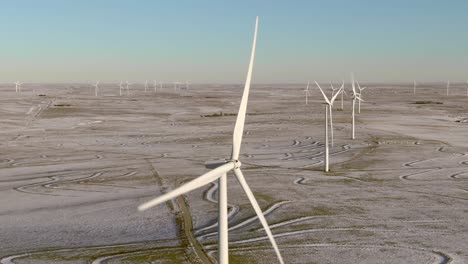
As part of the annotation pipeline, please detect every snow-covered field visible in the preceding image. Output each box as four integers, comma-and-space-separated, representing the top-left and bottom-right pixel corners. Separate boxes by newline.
0, 83, 466, 263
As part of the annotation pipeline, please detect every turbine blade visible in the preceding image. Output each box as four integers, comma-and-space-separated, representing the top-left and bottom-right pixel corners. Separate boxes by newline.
351, 73, 356, 95
330, 86, 343, 104
314, 81, 331, 105
231, 17, 259, 160
233, 168, 284, 264
138, 162, 235, 211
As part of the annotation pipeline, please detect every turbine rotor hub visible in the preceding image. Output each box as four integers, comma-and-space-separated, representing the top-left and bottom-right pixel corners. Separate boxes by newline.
232, 159, 242, 169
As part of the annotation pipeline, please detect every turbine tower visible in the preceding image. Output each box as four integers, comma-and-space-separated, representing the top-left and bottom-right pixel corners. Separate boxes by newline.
315, 81, 343, 171
303, 82, 310, 105
153, 80, 157, 92
138, 17, 284, 264
446, 80, 450, 96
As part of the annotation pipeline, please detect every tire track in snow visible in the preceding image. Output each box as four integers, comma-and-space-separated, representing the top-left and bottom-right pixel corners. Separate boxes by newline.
197, 201, 290, 240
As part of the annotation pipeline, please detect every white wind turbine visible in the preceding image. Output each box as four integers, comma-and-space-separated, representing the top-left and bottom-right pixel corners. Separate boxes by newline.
138, 17, 284, 264
14, 81, 23, 93
330, 82, 338, 97
446, 80, 450, 96
315, 81, 343, 172
351, 74, 364, 139
303, 82, 311, 105
119, 81, 124, 96
92, 81, 100, 97
356, 81, 366, 114
153, 80, 158, 92
126, 81, 131, 96
339, 81, 347, 111
331, 81, 346, 110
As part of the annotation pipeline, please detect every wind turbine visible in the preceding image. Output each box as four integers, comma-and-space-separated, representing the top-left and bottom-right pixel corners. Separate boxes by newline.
331, 81, 347, 110
328, 82, 344, 146
14, 81, 22, 93
315, 81, 343, 172
119, 81, 123, 96
92, 81, 99, 97
351, 73, 364, 140
153, 80, 158, 92
446, 80, 450, 96
126, 81, 131, 96
339, 81, 347, 110
356, 81, 366, 114
138, 17, 284, 264
303, 82, 310, 105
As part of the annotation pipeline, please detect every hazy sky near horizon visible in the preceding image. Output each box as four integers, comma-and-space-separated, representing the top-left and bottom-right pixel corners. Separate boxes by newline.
1, 1, 467, 83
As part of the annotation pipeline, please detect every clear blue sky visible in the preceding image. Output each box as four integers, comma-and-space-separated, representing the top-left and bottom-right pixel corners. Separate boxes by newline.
1, 0, 467, 83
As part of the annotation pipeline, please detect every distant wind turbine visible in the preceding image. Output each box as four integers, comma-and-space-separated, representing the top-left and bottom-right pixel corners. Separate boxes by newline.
137, 17, 284, 264
339, 81, 347, 110
356, 81, 366, 114
316, 81, 343, 172
119, 81, 123, 96
126, 81, 131, 96
446, 81, 450, 96
331, 81, 347, 110
303, 82, 311, 105
351, 73, 364, 140
153, 80, 158, 92
92, 81, 99, 97
14, 81, 22, 93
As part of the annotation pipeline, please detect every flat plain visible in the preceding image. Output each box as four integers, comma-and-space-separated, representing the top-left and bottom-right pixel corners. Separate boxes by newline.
0, 83, 467, 263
